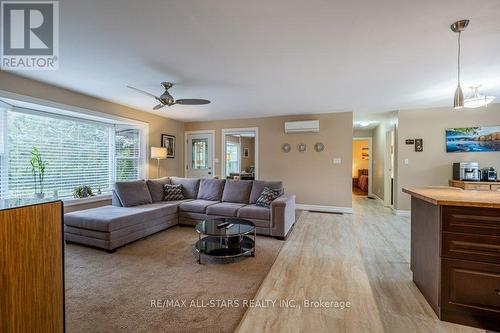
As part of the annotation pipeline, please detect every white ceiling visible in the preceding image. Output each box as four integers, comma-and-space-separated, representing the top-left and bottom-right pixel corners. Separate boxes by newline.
13, 0, 500, 122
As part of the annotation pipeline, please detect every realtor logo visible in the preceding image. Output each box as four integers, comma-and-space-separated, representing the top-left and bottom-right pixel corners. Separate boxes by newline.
1, 1, 59, 70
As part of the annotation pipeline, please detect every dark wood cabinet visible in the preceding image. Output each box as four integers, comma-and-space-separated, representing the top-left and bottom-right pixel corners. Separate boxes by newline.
0, 200, 65, 333
409, 197, 500, 331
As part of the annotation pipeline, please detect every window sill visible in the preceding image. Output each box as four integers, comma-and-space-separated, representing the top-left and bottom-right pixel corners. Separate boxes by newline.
62, 194, 112, 207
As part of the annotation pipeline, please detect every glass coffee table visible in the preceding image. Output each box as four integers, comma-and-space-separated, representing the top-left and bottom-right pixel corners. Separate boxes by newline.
195, 218, 256, 264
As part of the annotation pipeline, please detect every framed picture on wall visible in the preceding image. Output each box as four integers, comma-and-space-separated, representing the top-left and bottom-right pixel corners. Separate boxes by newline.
161, 134, 176, 158
243, 147, 249, 158
445, 126, 500, 152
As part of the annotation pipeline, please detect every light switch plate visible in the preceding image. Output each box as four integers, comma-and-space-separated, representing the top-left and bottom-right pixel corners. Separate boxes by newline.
404, 158, 409, 165
333, 158, 342, 164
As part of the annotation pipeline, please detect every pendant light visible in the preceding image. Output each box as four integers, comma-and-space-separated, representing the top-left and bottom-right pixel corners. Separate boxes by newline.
450, 20, 469, 109
464, 85, 495, 108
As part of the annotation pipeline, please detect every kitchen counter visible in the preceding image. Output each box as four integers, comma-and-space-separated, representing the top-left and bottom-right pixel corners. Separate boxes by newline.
403, 187, 500, 331
402, 186, 500, 208
448, 179, 500, 192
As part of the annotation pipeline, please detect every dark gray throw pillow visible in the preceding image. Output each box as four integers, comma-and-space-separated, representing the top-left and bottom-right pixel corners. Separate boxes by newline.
163, 184, 184, 201
114, 180, 153, 207
146, 177, 171, 202
255, 187, 282, 208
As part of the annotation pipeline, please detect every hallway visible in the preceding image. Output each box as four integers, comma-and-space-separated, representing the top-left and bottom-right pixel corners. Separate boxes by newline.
236, 196, 483, 332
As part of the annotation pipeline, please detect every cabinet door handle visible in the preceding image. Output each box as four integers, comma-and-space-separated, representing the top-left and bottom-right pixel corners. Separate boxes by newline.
495, 289, 500, 295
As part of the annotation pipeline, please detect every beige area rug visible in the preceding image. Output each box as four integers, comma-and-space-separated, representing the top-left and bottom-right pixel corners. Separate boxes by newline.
65, 226, 284, 333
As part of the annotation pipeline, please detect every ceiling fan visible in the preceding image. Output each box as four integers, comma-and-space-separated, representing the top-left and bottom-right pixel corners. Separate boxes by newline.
126, 82, 210, 110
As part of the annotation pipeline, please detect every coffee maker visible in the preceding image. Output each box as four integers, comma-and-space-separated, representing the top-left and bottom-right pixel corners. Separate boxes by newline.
453, 162, 481, 181
481, 167, 497, 181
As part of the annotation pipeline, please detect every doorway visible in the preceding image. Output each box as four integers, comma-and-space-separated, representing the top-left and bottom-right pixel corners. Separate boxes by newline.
185, 131, 215, 178
352, 137, 372, 196
221, 128, 259, 180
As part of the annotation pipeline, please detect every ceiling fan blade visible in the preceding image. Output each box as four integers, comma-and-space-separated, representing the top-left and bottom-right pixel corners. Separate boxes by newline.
126, 86, 160, 100
153, 103, 166, 110
175, 99, 211, 105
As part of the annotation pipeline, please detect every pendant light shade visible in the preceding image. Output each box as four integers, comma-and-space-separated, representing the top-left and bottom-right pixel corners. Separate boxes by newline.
453, 84, 464, 109
450, 20, 469, 109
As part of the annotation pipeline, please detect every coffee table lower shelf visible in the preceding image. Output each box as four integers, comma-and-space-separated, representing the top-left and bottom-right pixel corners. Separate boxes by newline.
195, 235, 255, 264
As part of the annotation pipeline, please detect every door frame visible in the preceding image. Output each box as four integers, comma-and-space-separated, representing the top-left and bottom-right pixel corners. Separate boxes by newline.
352, 137, 373, 197
184, 130, 216, 178
221, 127, 259, 179
383, 126, 395, 208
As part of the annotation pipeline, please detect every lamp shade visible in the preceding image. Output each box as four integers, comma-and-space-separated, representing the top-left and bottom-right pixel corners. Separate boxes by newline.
151, 147, 168, 159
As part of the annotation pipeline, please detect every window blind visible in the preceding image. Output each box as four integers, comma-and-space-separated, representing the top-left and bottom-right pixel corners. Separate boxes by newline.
2, 108, 145, 199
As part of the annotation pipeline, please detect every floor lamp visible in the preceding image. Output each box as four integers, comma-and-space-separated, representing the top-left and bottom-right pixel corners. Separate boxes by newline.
151, 147, 168, 178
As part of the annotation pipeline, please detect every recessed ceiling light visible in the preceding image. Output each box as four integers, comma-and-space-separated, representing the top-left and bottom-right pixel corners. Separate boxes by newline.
358, 121, 372, 127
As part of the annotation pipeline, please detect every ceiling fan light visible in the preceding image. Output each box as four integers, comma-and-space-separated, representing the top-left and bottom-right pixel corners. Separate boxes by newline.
464, 96, 495, 108
453, 85, 464, 109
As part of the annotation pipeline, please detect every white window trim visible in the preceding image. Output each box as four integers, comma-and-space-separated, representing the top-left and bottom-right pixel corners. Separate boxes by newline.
0, 90, 149, 198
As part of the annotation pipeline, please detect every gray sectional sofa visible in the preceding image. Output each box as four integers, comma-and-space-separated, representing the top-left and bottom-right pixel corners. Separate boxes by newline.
64, 177, 296, 252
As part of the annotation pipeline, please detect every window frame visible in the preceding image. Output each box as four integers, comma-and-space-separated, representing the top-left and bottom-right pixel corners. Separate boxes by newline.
0, 92, 149, 199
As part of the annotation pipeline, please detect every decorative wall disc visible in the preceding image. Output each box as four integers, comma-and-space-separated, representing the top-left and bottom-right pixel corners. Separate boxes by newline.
314, 142, 325, 152
281, 143, 291, 153
298, 143, 307, 152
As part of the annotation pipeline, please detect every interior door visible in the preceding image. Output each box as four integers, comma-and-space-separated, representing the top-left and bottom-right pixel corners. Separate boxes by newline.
186, 133, 214, 178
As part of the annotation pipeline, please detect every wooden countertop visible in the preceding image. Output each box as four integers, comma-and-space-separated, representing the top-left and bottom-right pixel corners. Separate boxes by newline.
402, 187, 500, 209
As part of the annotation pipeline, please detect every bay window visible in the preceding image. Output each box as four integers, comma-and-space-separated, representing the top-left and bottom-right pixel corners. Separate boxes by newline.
0, 101, 147, 199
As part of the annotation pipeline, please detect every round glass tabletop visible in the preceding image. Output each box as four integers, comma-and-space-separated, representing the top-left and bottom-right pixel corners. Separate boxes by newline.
195, 218, 255, 237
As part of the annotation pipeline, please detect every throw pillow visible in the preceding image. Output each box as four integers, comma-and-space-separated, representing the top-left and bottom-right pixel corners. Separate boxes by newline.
255, 187, 281, 207
163, 184, 184, 201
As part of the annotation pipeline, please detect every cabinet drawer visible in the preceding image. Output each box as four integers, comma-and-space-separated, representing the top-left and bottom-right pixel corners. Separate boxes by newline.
463, 183, 492, 191
441, 258, 500, 330
491, 184, 500, 192
443, 232, 500, 264
442, 206, 500, 236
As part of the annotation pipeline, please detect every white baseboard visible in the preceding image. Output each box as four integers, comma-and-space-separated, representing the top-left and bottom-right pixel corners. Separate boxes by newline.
393, 209, 411, 217
296, 204, 353, 214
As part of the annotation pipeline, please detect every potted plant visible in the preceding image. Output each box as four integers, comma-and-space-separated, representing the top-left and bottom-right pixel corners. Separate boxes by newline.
29, 147, 46, 199
73, 185, 95, 199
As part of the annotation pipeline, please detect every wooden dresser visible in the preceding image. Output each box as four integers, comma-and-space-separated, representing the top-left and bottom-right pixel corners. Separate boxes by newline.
0, 200, 65, 333
403, 188, 500, 331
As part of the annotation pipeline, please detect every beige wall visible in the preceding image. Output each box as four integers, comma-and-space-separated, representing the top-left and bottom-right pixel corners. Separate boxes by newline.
372, 123, 387, 200
186, 112, 353, 208
353, 129, 373, 138
396, 104, 500, 211
352, 140, 369, 178
0, 72, 185, 179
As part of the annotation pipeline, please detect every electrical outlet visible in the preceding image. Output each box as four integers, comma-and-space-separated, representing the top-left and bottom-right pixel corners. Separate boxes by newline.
404, 158, 409, 165
333, 158, 342, 164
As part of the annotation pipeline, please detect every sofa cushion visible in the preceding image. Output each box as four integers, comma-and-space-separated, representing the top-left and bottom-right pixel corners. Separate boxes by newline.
206, 202, 246, 217
221, 180, 253, 204
256, 187, 282, 208
238, 204, 270, 221
197, 179, 225, 201
249, 180, 283, 204
170, 177, 200, 199
179, 199, 219, 214
146, 177, 171, 202
114, 180, 153, 207
163, 184, 184, 201
64, 202, 185, 232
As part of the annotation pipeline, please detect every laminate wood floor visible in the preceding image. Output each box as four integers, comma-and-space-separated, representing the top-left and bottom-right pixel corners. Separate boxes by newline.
236, 196, 485, 333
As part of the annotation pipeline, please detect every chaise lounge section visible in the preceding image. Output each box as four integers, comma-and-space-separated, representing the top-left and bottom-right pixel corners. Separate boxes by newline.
64, 177, 296, 252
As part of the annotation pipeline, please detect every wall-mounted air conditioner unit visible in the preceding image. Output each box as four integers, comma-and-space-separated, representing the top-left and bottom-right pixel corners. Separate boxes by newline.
284, 120, 320, 133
